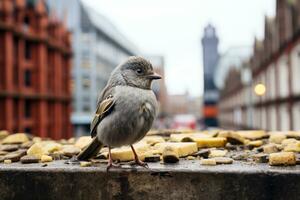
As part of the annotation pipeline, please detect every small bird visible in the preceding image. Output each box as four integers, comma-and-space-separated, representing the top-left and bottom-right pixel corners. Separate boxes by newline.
77, 56, 161, 170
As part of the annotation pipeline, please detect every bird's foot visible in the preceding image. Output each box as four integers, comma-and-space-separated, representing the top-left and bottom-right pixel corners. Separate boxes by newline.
130, 145, 149, 169
134, 159, 149, 169
106, 162, 121, 172
65, 156, 80, 165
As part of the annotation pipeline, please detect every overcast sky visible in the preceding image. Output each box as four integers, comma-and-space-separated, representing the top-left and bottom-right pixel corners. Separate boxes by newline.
83, 0, 275, 97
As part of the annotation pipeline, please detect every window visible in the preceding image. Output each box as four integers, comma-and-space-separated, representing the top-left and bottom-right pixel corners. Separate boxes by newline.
24, 127, 31, 134
82, 104, 90, 112
70, 79, 75, 93
24, 100, 31, 118
82, 49, 90, 59
83, 96, 90, 102
81, 61, 91, 68
25, 41, 32, 60
24, 70, 31, 87
82, 76, 90, 89
23, 16, 30, 32
13, 38, 19, 87
13, 99, 18, 121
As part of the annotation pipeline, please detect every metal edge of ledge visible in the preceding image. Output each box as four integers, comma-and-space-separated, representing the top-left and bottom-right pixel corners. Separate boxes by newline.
1, 160, 300, 174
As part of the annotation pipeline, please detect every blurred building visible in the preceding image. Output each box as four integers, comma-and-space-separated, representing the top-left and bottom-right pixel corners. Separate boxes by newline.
168, 93, 189, 115
214, 46, 252, 90
201, 24, 219, 127
214, 47, 252, 128
219, 0, 300, 131
146, 55, 168, 117
168, 91, 202, 117
46, 0, 139, 135
0, 0, 72, 139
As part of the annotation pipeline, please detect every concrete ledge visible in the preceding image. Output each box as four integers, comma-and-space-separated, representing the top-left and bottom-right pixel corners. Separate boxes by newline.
1, 160, 300, 200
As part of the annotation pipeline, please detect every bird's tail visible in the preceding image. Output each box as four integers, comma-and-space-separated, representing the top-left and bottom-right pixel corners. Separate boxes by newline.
77, 137, 103, 161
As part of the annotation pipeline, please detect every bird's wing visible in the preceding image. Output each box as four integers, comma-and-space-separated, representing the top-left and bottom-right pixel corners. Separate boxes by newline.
90, 94, 115, 137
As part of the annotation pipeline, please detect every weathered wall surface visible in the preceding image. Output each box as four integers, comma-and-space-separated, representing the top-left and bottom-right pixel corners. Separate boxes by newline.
0, 161, 300, 200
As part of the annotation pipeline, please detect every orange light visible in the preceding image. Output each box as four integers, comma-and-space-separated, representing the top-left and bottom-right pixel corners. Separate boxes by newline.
203, 106, 218, 117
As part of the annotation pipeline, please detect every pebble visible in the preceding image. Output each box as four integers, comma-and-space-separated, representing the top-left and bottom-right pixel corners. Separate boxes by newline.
80, 161, 92, 167
252, 153, 269, 163
225, 143, 238, 151
0, 130, 9, 140
263, 144, 279, 154
282, 138, 298, 146
2, 133, 29, 144
0, 150, 8, 156
20, 141, 34, 149
68, 138, 76, 144
144, 155, 160, 162
20, 155, 40, 164
209, 150, 227, 158
255, 146, 264, 153
62, 145, 81, 157
231, 152, 249, 161
186, 156, 196, 160
269, 152, 296, 166
269, 134, 286, 144
200, 158, 216, 165
75, 136, 92, 149
286, 131, 300, 140
247, 140, 263, 149
283, 142, 300, 152
49, 153, 62, 160
4, 149, 27, 162
218, 131, 245, 145
162, 146, 179, 163
4, 159, 12, 164
27, 143, 48, 158
41, 155, 53, 163
214, 157, 233, 164
0, 144, 19, 152
193, 149, 210, 158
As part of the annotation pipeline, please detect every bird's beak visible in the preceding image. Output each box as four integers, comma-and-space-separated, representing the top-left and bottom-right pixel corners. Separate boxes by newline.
147, 72, 162, 80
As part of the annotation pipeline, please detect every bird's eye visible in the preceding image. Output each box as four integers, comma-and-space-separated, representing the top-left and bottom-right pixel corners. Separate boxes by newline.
136, 68, 143, 74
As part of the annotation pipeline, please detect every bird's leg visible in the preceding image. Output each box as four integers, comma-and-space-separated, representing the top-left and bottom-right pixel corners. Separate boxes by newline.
130, 145, 148, 168
106, 146, 120, 171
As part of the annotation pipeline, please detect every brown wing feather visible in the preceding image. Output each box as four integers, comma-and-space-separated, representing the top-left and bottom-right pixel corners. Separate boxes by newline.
90, 95, 114, 137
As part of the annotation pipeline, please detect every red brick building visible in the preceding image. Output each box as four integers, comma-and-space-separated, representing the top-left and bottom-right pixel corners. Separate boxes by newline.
0, 0, 72, 139
219, 0, 300, 131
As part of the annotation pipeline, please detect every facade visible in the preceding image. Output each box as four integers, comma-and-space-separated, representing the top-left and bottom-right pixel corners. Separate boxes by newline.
0, 0, 72, 139
219, 0, 300, 131
201, 24, 219, 127
214, 46, 252, 90
167, 92, 202, 117
46, 0, 139, 135
214, 47, 252, 127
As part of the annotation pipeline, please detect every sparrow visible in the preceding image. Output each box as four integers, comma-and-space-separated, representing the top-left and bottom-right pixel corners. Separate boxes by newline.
77, 56, 161, 170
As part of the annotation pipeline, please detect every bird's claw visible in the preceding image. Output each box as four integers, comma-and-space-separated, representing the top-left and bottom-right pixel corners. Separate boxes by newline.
65, 156, 80, 164
106, 162, 121, 172
135, 160, 149, 169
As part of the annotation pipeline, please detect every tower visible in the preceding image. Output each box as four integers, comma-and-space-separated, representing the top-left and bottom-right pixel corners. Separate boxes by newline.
201, 24, 219, 127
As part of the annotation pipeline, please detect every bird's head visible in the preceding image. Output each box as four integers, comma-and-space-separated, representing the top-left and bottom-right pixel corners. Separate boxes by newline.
118, 56, 161, 89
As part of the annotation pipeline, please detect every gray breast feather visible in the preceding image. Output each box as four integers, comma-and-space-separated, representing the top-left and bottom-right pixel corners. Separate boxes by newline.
97, 86, 158, 147
140, 102, 155, 120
